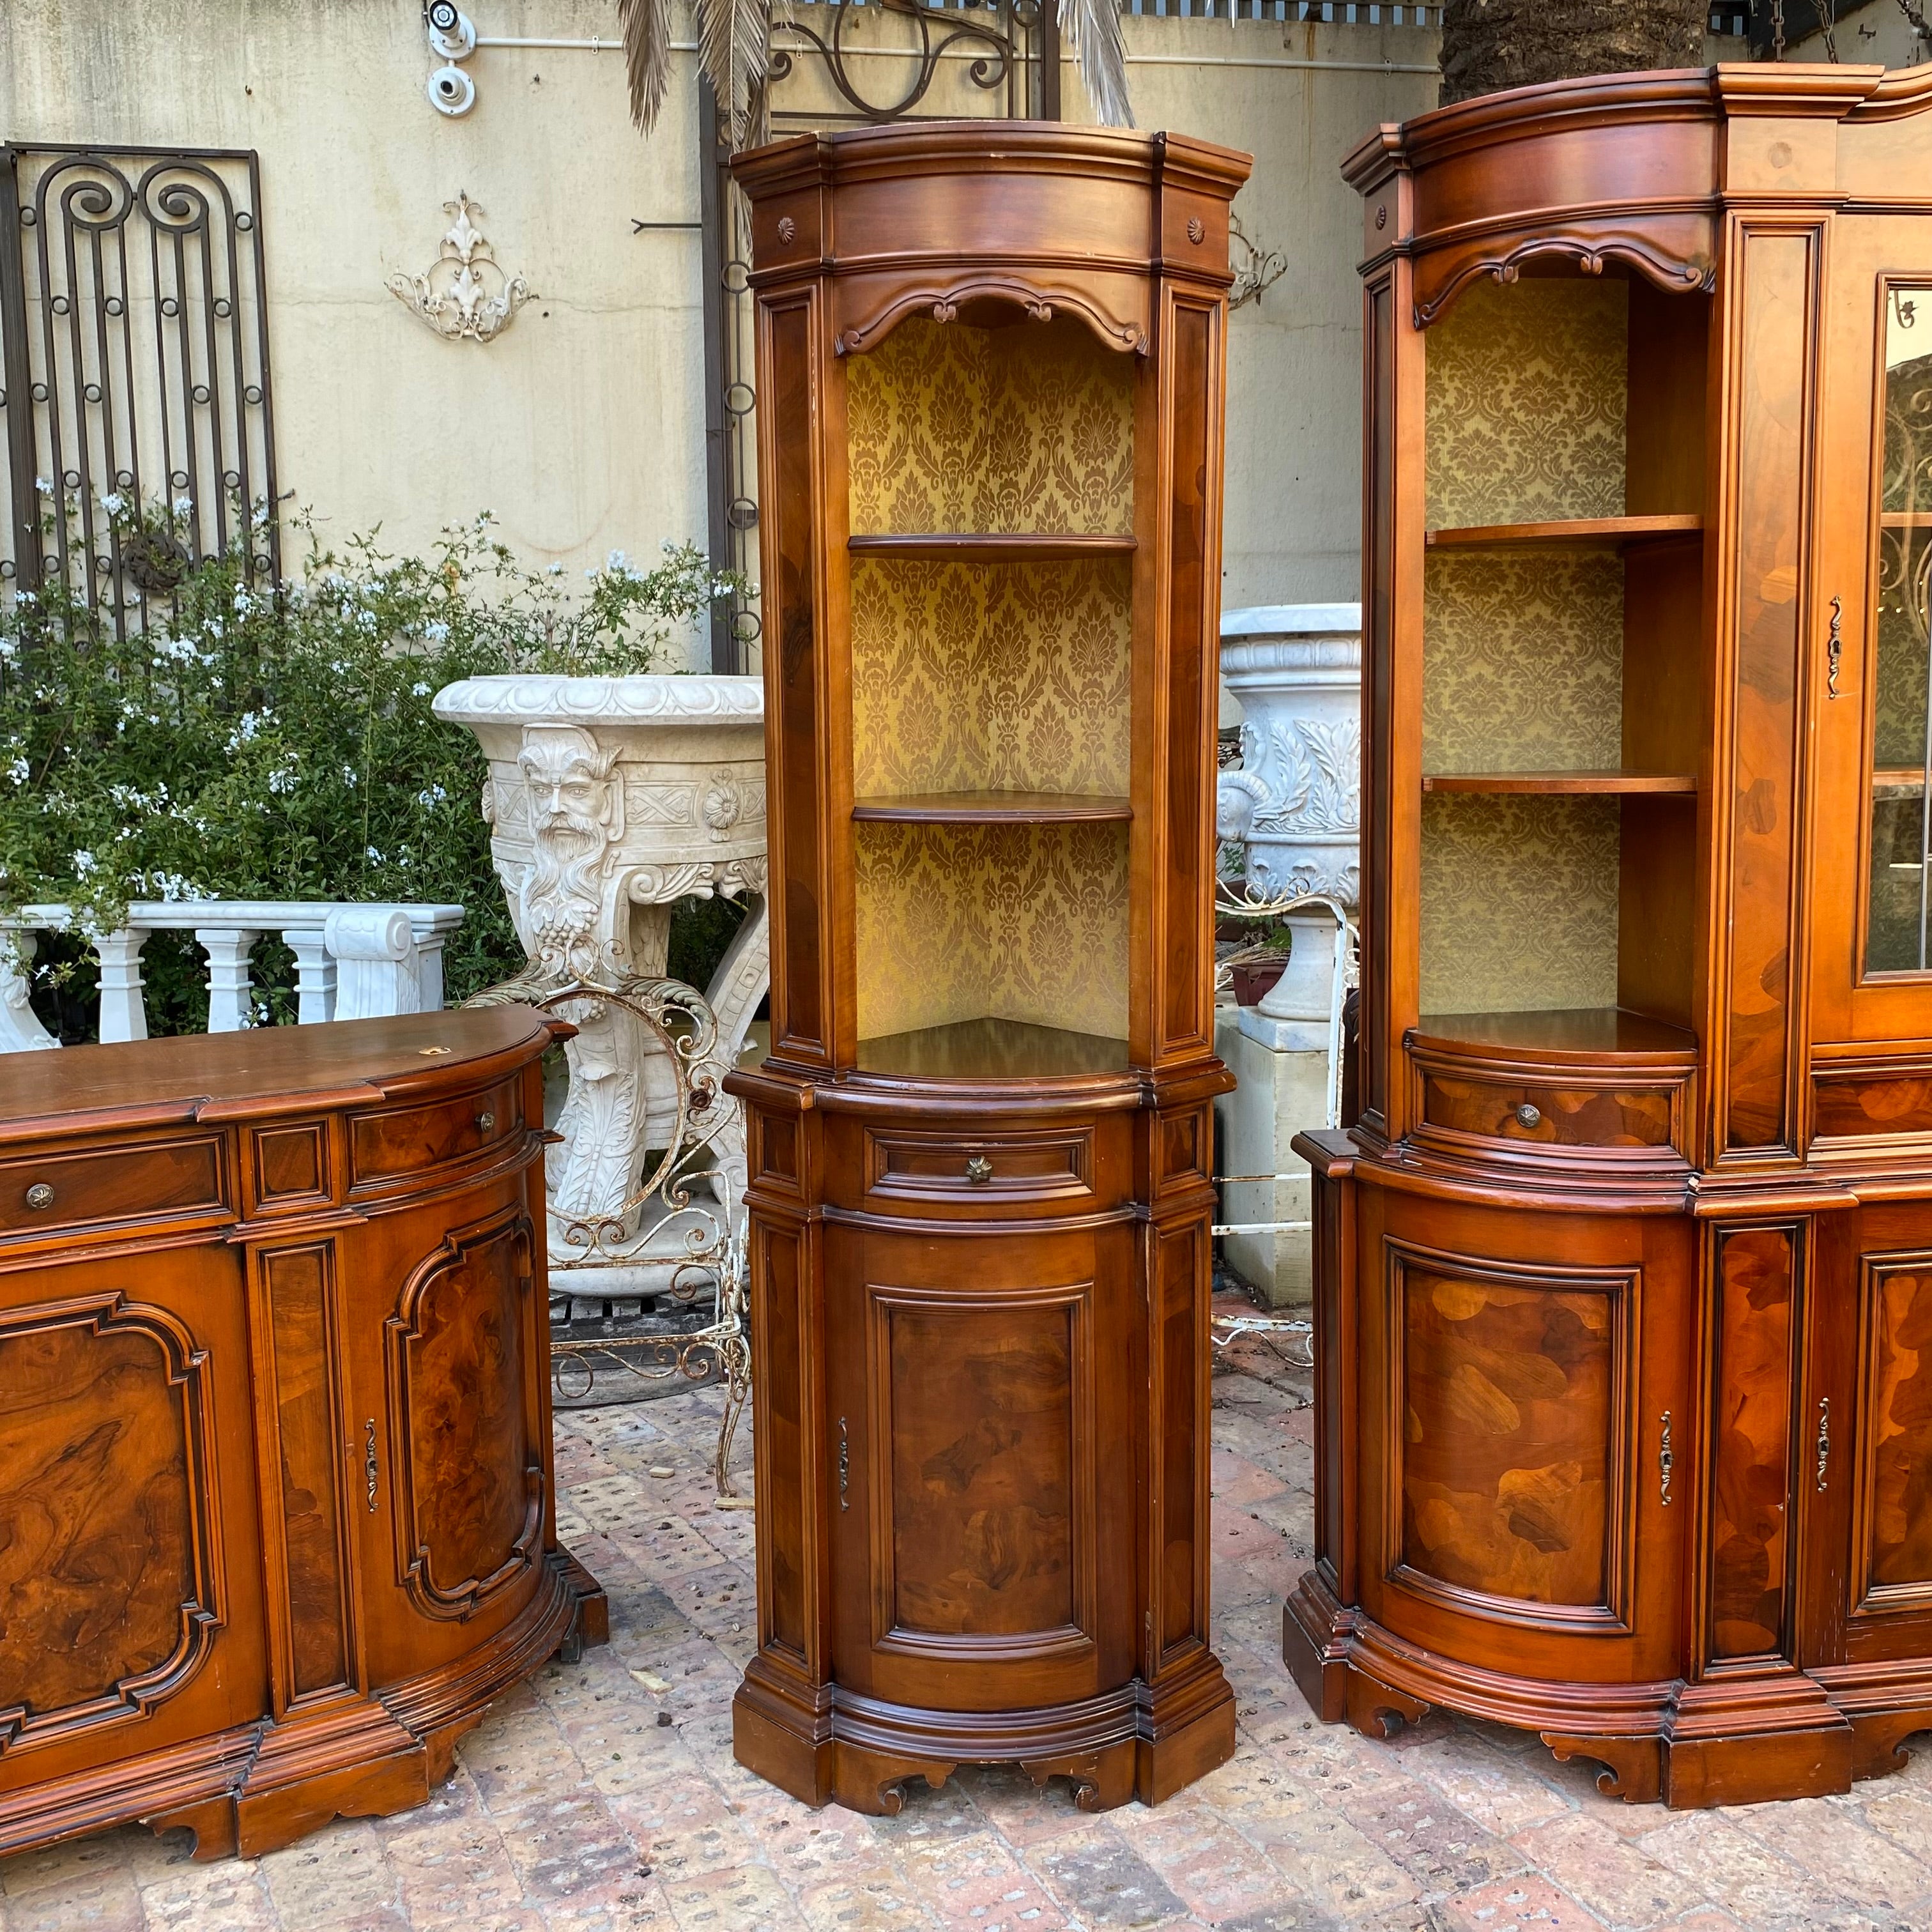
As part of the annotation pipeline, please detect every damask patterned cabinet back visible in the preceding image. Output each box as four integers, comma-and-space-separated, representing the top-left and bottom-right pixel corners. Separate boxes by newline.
0, 1010, 605, 1861
725, 123, 1251, 1814
1291, 63, 1932, 1811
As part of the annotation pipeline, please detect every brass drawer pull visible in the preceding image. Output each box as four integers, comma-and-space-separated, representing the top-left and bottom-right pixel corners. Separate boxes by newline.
24, 1181, 54, 1211
1514, 1103, 1542, 1130
965, 1154, 994, 1184
476, 1110, 496, 1133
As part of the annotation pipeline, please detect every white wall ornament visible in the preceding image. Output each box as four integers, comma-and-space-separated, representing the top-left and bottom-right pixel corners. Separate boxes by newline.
387, 192, 531, 342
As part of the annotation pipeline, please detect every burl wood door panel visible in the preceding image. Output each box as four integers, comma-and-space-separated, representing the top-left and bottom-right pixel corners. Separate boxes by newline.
1358, 1189, 1689, 1683
827, 1220, 1137, 1710
0, 1241, 267, 1791
1820, 1202, 1932, 1666
349, 1188, 548, 1690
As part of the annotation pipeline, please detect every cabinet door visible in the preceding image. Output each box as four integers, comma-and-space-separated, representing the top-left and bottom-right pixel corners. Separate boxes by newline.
0, 1240, 268, 1803
1810, 217, 1932, 1052
344, 1180, 551, 1692
825, 1220, 1137, 1712
1802, 1199, 1932, 1671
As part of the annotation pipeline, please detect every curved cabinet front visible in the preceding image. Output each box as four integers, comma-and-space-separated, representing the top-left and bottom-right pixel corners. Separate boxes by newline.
0, 1009, 604, 1864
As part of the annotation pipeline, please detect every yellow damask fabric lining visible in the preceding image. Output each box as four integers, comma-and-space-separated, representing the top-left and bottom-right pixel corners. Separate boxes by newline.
854, 821, 1130, 1041
852, 556, 1131, 798
847, 316, 1135, 536
1423, 548, 1624, 774
1425, 279, 1627, 530
1420, 795, 1620, 1015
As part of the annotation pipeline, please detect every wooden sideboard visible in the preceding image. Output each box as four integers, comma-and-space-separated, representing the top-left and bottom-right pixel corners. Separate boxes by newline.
1294, 62, 1932, 1808
0, 1008, 604, 1860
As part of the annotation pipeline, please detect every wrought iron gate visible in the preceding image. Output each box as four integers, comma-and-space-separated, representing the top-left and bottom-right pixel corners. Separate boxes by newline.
0, 145, 278, 629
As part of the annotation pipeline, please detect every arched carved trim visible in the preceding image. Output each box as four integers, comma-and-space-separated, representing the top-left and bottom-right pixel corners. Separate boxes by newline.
836, 280, 1147, 358
0, 1292, 222, 1756
1415, 236, 1711, 328
385, 1209, 544, 1623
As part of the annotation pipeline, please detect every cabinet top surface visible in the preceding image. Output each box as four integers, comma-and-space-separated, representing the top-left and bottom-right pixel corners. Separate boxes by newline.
0, 1006, 553, 1138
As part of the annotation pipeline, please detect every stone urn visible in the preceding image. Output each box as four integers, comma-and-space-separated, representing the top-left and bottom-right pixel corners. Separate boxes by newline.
433, 675, 768, 1295
1217, 604, 1362, 1052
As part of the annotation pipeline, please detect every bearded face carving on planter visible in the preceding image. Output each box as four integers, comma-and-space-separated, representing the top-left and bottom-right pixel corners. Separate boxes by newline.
516, 725, 627, 985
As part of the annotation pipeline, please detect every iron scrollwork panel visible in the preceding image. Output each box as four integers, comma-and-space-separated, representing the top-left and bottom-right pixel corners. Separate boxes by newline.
0, 144, 278, 630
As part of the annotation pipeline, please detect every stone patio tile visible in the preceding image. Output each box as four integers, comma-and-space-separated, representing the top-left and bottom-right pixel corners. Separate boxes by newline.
945, 1767, 1103, 1849
1213, 1453, 1291, 1506
795, 1864, 937, 1931
1630, 1813, 1845, 1924
1128, 1801, 1306, 1923
1440, 1874, 1603, 1932
256, 1822, 401, 1924
1339, 1781, 1527, 1896
606, 1775, 748, 1882
1207, 1901, 1345, 1931
864, 1779, 988, 1847
730, 1797, 887, 1890
661, 1861, 795, 1931
893, 1827, 1069, 1931
1398, 1731, 1570, 1841
656, 1563, 756, 1647
1241, 1801, 1423, 1922
1027, 1828, 1190, 1928
1724, 1794, 1932, 1913
1510, 1813, 1698, 1930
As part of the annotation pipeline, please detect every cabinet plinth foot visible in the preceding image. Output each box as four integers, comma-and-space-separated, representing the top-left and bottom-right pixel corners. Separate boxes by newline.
732, 1674, 834, 1807
1021, 1741, 1137, 1812
551, 1542, 610, 1662
1847, 1708, 1932, 1782
146, 1795, 240, 1863
833, 1745, 956, 1816
1542, 1734, 1663, 1803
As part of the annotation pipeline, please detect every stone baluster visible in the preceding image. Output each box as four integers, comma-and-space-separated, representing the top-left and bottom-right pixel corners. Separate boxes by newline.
0, 930, 59, 1052
95, 928, 152, 1042
282, 925, 338, 1024
197, 926, 260, 1032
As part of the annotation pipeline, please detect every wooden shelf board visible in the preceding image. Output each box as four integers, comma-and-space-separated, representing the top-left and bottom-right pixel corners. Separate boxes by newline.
854, 790, 1131, 824
1422, 770, 1698, 795
1881, 511, 1932, 530
854, 1017, 1130, 1080
1424, 514, 1703, 551
848, 533, 1136, 562
1876, 767, 1932, 791
1411, 1006, 1699, 1069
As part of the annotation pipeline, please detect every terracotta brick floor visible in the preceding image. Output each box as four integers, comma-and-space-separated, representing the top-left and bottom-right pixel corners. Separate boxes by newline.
10, 1300, 1932, 1932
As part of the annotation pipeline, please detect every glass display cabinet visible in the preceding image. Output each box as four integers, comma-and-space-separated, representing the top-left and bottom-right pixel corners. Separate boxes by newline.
1293, 62, 1932, 1808
726, 123, 1251, 1814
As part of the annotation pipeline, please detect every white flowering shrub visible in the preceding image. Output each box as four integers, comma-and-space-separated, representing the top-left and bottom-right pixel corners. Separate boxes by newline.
1, 510, 740, 1034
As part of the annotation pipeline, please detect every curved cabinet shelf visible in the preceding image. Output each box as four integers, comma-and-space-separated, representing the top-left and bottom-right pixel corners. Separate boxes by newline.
848, 533, 1137, 561
854, 791, 1131, 824
1423, 514, 1702, 549
1421, 770, 1697, 795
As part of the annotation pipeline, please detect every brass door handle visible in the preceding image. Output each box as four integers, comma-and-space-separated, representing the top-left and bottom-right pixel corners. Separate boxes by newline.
1816, 1395, 1831, 1491
1659, 1411, 1674, 1506
1827, 594, 1844, 698
365, 1419, 379, 1512
965, 1154, 993, 1184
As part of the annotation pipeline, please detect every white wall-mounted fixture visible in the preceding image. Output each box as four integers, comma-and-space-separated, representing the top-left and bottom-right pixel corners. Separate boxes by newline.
424, 1, 478, 114
386, 192, 532, 343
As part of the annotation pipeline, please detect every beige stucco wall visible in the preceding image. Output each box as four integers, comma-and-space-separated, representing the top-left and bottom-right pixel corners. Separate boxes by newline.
2, 0, 715, 662
1, 0, 1445, 663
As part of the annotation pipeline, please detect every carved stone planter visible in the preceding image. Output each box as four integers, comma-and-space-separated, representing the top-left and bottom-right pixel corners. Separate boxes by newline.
433, 675, 768, 1298
1218, 604, 1362, 1051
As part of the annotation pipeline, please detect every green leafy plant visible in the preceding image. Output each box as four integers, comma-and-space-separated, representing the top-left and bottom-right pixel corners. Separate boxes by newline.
0, 509, 745, 1036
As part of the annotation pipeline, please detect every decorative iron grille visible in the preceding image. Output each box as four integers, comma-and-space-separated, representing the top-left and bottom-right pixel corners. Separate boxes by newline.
0, 145, 278, 630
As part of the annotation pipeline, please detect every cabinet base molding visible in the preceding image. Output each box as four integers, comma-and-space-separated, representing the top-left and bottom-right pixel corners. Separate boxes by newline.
0, 1546, 605, 1862
1284, 1571, 1932, 1807
732, 1657, 1236, 1816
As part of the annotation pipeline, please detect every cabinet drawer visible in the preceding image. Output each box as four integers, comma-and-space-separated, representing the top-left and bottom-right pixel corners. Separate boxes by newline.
349, 1080, 522, 1186
0, 1133, 225, 1238
1419, 1072, 1678, 1151
862, 1124, 1094, 1210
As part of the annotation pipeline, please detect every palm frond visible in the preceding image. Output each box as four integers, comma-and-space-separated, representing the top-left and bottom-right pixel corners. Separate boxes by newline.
700, 0, 776, 150
618, 0, 673, 132
1058, 0, 1135, 128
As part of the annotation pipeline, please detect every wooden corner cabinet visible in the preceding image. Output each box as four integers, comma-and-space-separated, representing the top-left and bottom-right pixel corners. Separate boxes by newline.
0, 1009, 604, 1860
725, 122, 1250, 1814
1291, 61, 1932, 1809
